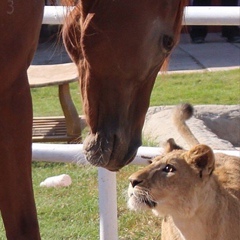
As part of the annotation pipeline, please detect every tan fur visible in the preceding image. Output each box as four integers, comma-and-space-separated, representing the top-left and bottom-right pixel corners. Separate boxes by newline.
128, 103, 240, 240
173, 103, 199, 147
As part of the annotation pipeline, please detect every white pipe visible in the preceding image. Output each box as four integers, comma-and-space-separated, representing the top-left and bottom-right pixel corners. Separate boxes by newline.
42, 6, 73, 25
32, 143, 88, 164
214, 149, 240, 156
32, 144, 162, 165
32, 143, 240, 164
184, 7, 240, 26
98, 168, 118, 240
42, 6, 240, 26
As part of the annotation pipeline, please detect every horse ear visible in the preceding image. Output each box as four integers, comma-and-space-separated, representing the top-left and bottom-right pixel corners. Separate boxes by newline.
164, 138, 183, 153
185, 145, 215, 178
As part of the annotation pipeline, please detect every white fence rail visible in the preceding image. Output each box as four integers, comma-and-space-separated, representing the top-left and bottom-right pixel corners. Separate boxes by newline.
37, 6, 240, 240
42, 6, 240, 25
32, 143, 239, 164
183, 6, 240, 25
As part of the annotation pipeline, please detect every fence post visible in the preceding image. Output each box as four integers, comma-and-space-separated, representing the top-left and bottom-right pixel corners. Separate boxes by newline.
98, 168, 118, 240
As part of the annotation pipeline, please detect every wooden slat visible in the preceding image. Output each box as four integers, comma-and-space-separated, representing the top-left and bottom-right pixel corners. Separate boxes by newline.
32, 116, 81, 143
28, 63, 84, 143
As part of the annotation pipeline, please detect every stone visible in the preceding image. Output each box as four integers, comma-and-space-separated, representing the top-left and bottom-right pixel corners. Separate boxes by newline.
143, 105, 240, 150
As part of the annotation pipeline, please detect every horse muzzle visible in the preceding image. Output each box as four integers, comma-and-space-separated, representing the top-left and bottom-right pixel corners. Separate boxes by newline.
83, 131, 140, 171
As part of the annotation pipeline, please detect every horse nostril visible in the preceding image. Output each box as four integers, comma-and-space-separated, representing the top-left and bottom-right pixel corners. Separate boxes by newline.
129, 179, 143, 188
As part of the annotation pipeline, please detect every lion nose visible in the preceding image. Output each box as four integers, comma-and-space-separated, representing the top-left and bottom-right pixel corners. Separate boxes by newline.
129, 178, 143, 188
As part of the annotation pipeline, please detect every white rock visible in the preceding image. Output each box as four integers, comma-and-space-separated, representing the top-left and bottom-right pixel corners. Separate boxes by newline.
40, 174, 72, 188
143, 105, 239, 150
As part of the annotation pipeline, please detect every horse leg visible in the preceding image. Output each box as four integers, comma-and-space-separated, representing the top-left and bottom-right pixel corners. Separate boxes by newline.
0, 0, 43, 238
0, 73, 40, 239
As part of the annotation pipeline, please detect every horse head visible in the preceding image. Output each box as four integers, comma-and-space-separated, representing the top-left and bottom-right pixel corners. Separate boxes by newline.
63, 0, 187, 171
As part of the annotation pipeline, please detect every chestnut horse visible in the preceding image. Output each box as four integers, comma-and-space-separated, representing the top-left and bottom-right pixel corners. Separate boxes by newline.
63, 0, 187, 171
0, 0, 186, 238
0, 0, 44, 239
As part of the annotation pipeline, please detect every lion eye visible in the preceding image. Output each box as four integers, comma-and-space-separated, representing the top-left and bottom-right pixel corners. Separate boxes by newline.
162, 164, 176, 173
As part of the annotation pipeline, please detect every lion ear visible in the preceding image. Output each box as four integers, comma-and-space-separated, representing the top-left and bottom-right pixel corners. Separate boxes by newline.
185, 144, 215, 178
164, 138, 183, 153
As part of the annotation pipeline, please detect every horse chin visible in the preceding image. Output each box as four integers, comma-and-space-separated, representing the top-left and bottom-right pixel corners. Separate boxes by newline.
83, 133, 138, 171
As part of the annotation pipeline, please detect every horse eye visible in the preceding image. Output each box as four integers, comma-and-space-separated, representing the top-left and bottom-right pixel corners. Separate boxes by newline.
162, 35, 174, 52
162, 164, 176, 173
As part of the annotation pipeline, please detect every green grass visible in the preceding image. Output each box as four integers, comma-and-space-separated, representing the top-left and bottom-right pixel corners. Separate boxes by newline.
151, 69, 240, 105
0, 163, 161, 240
0, 70, 238, 239
32, 163, 162, 240
31, 82, 82, 117
31, 69, 240, 117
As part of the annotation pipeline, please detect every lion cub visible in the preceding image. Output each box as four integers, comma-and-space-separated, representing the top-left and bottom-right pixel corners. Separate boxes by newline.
128, 103, 240, 240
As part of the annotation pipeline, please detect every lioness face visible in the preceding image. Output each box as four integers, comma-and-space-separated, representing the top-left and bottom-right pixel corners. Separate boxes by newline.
128, 145, 215, 217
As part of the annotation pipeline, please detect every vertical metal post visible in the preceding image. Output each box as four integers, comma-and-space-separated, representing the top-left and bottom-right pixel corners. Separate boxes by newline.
98, 168, 118, 240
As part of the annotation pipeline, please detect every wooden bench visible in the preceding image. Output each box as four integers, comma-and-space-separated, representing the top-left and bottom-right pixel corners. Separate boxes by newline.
28, 63, 86, 143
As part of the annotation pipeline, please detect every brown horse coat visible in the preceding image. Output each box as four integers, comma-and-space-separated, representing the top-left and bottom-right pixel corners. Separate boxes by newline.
0, 1, 44, 239
63, 0, 187, 171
